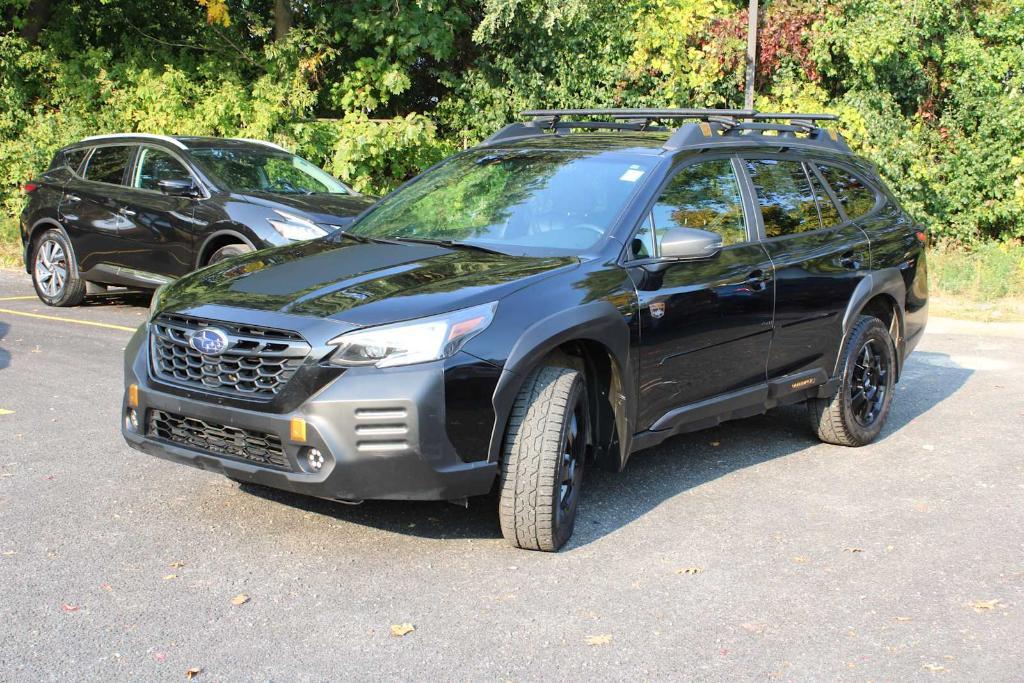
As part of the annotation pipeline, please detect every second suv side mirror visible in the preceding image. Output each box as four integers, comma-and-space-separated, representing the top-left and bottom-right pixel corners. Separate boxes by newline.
659, 227, 723, 260
158, 179, 199, 198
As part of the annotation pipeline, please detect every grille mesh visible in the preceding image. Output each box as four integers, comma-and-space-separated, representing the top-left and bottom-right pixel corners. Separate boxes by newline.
150, 314, 309, 399
148, 409, 290, 469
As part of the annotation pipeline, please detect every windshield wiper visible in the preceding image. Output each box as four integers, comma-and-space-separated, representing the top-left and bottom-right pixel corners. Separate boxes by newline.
335, 230, 402, 246
390, 237, 506, 255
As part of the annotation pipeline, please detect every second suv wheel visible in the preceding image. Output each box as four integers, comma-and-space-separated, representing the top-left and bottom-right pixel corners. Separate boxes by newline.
809, 315, 896, 446
31, 229, 86, 307
498, 364, 588, 552
208, 243, 254, 265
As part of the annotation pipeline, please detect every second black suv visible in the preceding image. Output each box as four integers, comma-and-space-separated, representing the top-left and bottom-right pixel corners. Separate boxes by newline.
20, 134, 375, 306
121, 109, 928, 551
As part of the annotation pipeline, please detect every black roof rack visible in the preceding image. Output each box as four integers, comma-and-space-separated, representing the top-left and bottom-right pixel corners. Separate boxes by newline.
481, 108, 849, 154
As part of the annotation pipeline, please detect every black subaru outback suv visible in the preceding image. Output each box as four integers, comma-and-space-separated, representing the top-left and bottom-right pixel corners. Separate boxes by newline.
20, 134, 374, 306
121, 109, 928, 551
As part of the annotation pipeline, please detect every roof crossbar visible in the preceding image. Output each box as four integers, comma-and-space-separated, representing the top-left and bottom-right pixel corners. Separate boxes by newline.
520, 108, 838, 124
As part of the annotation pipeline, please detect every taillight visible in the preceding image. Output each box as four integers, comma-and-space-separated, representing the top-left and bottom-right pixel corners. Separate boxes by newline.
22, 182, 39, 193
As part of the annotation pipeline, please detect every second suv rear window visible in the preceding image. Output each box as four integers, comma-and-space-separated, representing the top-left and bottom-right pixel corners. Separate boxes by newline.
817, 164, 877, 220
84, 145, 133, 185
745, 159, 820, 237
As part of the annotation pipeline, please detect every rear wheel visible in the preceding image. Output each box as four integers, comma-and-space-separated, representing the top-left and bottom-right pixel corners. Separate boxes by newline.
31, 229, 85, 307
207, 243, 253, 265
498, 365, 588, 552
808, 315, 896, 446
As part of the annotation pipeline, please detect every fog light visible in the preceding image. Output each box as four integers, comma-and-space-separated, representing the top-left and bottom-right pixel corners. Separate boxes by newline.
125, 408, 139, 432
306, 448, 324, 472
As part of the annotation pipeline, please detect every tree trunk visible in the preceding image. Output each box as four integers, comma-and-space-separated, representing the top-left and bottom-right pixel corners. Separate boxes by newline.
274, 0, 292, 42
21, 0, 56, 44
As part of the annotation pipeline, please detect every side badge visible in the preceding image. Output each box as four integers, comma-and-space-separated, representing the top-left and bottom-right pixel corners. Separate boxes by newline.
649, 302, 666, 319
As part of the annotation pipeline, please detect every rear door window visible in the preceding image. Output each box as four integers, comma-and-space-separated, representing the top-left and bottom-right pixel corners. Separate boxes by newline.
816, 164, 877, 220
132, 147, 193, 191
744, 159, 820, 237
54, 148, 90, 174
83, 145, 134, 185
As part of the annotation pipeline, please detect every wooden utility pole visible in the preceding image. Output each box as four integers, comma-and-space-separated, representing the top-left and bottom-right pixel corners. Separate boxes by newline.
744, 0, 759, 111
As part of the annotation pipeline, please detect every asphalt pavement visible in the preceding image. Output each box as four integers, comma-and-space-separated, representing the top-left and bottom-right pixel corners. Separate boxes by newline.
1, 268, 1022, 681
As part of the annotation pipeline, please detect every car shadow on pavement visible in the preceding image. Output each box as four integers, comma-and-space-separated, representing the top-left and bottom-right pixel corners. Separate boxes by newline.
237, 351, 973, 551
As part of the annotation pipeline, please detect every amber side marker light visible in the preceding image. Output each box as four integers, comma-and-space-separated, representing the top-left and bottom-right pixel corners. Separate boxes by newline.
290, 417, 307, 443
128, 384, 139, 408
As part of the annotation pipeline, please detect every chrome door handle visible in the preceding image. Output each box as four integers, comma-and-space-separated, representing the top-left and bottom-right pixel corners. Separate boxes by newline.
119, 207, 136, 217
745, 269, 770, 290
64, 194, 81, 202
839, 251, 863, 269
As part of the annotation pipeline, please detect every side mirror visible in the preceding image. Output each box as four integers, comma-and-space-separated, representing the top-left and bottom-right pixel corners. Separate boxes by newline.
659, 227, 723, 260
158, 179, 199, 197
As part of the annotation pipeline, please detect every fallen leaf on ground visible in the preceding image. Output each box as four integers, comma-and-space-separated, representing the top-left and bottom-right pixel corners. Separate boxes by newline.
230, 594, 250, 606
0, 409, 14, 416
792, 555, 809, 564
843, 547, 864, 553
153, 652, 166, 662
922, 663, 948, 672
709, 441, 720, 447
390, 623, 415, 637
741, 622, 765, 634
61, 603, 80, 612
894, 616, 912, 622
922, 444, 935, 451
169, 561, 185, 568
100, 583, 113, 592
163, 574, 177, 580
2, 550, 16, 557
969, 599, 1001, 612
585, 634, 612, 646
185, 667, 202, 679
676, 567, 704, 575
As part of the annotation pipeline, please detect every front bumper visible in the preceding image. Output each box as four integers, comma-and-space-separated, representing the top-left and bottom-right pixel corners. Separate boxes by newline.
121, 326, 497, 501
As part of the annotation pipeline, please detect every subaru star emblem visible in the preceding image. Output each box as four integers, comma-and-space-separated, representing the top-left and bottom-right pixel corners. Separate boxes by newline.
189, 328, 230, 355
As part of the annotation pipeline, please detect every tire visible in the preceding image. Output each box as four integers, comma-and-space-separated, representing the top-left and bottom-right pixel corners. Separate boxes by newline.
207, 243, 253, 265
808, 315, 896, 446
498, 365, 588, 552
31, 229, 85, 307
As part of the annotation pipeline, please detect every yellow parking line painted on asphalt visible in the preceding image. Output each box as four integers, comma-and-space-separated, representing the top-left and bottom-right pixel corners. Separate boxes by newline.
0, 307, 136, 332
0, 296, 39, 301
0, 409, 14, 416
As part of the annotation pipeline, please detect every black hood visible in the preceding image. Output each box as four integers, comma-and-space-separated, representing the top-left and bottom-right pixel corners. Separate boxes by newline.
242, 191, 376, 224
160, 238, 577, 327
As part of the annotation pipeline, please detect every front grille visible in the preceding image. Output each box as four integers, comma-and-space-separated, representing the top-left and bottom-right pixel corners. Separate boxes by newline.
150, 313, 310, 399
148, 409, 290, 469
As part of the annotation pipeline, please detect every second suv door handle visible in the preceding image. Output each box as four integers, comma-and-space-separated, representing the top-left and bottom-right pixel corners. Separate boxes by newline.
745, 269, 770, 291
64, 194, 81, 202
119, 207, 136, 217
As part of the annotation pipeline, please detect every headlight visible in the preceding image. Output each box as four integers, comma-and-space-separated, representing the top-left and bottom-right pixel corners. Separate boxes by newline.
268, 210, 328, 241
327, 302, 497, 368
148, 284, 167, 320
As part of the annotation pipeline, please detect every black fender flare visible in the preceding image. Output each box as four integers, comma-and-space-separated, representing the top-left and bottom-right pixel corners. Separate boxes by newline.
838, 268, 907, 377
25, 217, 73, 274
195, 227, 258, 268
486, 300, 635, 471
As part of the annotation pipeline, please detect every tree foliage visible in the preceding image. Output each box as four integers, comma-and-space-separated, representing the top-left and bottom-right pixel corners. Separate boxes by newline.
1, 0, 1023, 244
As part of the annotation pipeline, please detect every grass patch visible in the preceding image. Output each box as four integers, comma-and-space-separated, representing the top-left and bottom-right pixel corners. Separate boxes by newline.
0, 215, 22, 269
928, 241, 1024, 301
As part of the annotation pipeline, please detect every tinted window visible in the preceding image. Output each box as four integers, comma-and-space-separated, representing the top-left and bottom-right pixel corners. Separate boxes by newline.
83, 145, 133, 185
55, 148, 89, 174
745, 159, 820, 237
817, 164, 877, 219
190, 148, 350, 195
647, 158, 746, 252
133, 147, 192, 191
808, 169, 842, 227
348, 149, 657, 255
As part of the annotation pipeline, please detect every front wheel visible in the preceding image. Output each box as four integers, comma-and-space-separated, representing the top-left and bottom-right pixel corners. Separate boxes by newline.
498, 365, 588, 551
31, 229, 85, 307
808, 315, 896, 446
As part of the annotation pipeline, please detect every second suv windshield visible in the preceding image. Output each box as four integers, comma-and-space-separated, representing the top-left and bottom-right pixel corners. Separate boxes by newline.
346, 149, 657, 255
191, 148, 352, 195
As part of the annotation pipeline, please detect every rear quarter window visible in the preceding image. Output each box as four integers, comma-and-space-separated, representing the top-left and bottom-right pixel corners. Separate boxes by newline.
83, 145, 134, 185
817, 164, 878, 220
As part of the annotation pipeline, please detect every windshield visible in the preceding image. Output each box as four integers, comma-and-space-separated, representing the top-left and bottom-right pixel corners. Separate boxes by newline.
346, 149, 657, 255
190, 148, 352, 195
